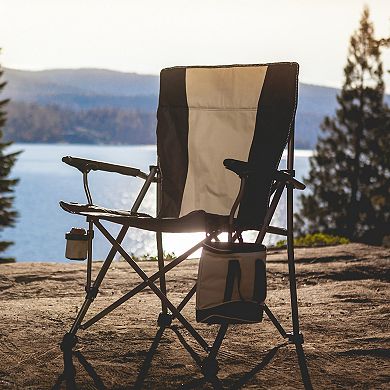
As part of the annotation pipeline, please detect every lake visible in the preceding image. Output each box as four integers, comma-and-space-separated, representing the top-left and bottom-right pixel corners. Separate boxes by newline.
2, 144, 312, 262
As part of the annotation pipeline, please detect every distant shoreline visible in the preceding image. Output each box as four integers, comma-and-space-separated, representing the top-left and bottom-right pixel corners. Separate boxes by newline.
8, 143, 314, 155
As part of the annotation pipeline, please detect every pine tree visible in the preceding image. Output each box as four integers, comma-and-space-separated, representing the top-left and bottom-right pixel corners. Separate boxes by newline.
297, 7, 390, 245
0, 53, 20, 262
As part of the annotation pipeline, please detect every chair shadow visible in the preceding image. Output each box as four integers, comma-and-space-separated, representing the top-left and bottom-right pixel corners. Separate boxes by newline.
133, 326, 165, 389
134, 325, 223, 389
172, 327, 313, 390
170, 325, 224, 390
229, 341, 313, 390
52, 328, 313, 390
229, 342, 287, 390
296, 343, 313, 390
52, 349, 107, 390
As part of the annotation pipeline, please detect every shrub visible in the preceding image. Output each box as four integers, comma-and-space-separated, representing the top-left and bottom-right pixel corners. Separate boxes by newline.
127, 251, 176, 261
275, 233, 350, 248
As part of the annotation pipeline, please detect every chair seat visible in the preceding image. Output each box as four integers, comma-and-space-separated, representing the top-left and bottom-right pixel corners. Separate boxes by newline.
59, 201, 231, 233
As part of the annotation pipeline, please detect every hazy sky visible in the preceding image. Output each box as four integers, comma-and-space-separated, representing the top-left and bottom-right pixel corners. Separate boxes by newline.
1, 0, 389, 89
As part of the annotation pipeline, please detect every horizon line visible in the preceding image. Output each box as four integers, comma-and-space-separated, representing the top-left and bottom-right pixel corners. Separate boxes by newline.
2, 65, 344, 91
3, 65, 390, 94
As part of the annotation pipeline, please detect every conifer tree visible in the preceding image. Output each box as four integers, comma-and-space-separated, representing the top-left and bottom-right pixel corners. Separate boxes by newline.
297, 7, 390, 245
0, 53, 20, 262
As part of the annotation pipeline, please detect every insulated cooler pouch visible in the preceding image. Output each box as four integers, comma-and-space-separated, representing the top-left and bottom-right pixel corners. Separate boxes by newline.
196, 242, 266, 324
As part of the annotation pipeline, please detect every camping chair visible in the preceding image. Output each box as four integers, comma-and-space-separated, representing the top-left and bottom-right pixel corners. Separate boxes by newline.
59, 62, 306, 376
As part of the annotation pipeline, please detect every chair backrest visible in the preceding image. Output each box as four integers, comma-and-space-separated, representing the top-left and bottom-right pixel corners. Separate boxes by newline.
157, 63, 298, 228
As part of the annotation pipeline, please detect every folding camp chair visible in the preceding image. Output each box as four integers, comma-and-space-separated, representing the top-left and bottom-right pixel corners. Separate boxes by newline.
59, 62, 306, 376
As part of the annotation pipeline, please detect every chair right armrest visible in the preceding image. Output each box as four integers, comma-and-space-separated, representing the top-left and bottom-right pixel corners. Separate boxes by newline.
223, 158, 305, 190
275, 170, 306, 190
223, 159, 257, 178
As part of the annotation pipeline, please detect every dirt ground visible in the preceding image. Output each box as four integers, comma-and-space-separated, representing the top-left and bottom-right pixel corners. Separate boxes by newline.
0, 243, 389, 389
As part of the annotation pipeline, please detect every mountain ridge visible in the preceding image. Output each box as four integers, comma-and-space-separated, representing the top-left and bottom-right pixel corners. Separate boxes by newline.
2, 67, 387, 148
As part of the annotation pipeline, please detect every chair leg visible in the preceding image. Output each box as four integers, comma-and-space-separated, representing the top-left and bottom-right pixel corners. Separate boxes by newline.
156, 231, 171, 328
201, 324, 228, 378
156, 166, 169, 323
60, 224, 129, 351
286, 184, 303, 345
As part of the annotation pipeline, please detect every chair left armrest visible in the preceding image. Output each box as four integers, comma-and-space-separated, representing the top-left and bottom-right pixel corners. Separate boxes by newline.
62, 156, 150, 180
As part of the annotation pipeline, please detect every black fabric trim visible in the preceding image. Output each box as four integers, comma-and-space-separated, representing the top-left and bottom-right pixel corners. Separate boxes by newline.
60, 201, 273, 233
237, 62, 299, 227
203, 241, 266, 254
253, 259, 267, 302
163, 62, 298, 72
156, 63, 299, 224
224, 260, 241, 302
196, 301, 264, 324
157, 68, 189, 217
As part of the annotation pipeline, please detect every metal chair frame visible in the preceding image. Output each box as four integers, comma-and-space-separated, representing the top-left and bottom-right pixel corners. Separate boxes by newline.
60, 129, 304, 377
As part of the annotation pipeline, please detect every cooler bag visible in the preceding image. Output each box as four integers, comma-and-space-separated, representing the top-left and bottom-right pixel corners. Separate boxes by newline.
196, 242, 267, 324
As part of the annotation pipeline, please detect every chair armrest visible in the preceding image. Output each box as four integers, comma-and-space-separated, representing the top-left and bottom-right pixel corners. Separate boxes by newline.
62, 156, 149, 180
275, 171, 306, 190
223, 159, 257, 177
223, 158, 305, 190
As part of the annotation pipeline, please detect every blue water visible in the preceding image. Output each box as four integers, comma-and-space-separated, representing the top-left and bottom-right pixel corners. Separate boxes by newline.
2, 144, 312, 262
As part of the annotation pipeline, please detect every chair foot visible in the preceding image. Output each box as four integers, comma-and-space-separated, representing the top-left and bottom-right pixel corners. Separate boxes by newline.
60, 333, 78, 352
157, 312, 172, 328
201, 356, 219, 378
286, 331, 304, 345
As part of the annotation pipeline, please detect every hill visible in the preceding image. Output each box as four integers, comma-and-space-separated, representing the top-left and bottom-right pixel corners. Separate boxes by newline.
3, 68, 159, 99
1, 67, 378, 148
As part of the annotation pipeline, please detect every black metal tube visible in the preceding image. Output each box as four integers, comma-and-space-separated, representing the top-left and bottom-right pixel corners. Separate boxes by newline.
228, 177, 246, 242
175, 283, 197, 313
69, 224, 129, 335
287, 183, 300, 336
256, 184, 285, 244
131, 166, 157, 213
287, 128, 295, 171
93, 220, 209, 351
69, 299, 93, 336
263, 304, 288, 338
76, 167, 156, 333
156, 166, 167, 313
82, 171, 93, 205
81, 277, 148, 329
85, 220, 94, 290
208, 324, 228, 361
81, 232, 217, 330
286, 131, 300, 336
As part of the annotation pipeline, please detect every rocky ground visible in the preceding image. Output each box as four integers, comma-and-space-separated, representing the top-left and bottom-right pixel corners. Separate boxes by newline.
0, 243, 389, 389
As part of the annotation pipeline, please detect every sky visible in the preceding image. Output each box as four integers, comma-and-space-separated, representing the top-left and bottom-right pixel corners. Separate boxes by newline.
1, 0, 390, 90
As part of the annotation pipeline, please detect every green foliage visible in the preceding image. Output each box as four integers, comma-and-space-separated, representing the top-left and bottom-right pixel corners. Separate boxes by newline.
297, 7, 390, 245
127, 251, 176, 262
0, 54, 20, 262
383, 235, 390, 248
3, 101, 156, 144
275, 233, 349, 248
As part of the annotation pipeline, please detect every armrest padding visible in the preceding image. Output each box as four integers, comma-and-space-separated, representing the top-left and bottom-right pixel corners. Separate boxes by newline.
62, 156, 148, 179
223, 158, 306, 190
223, 159, 256, 177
